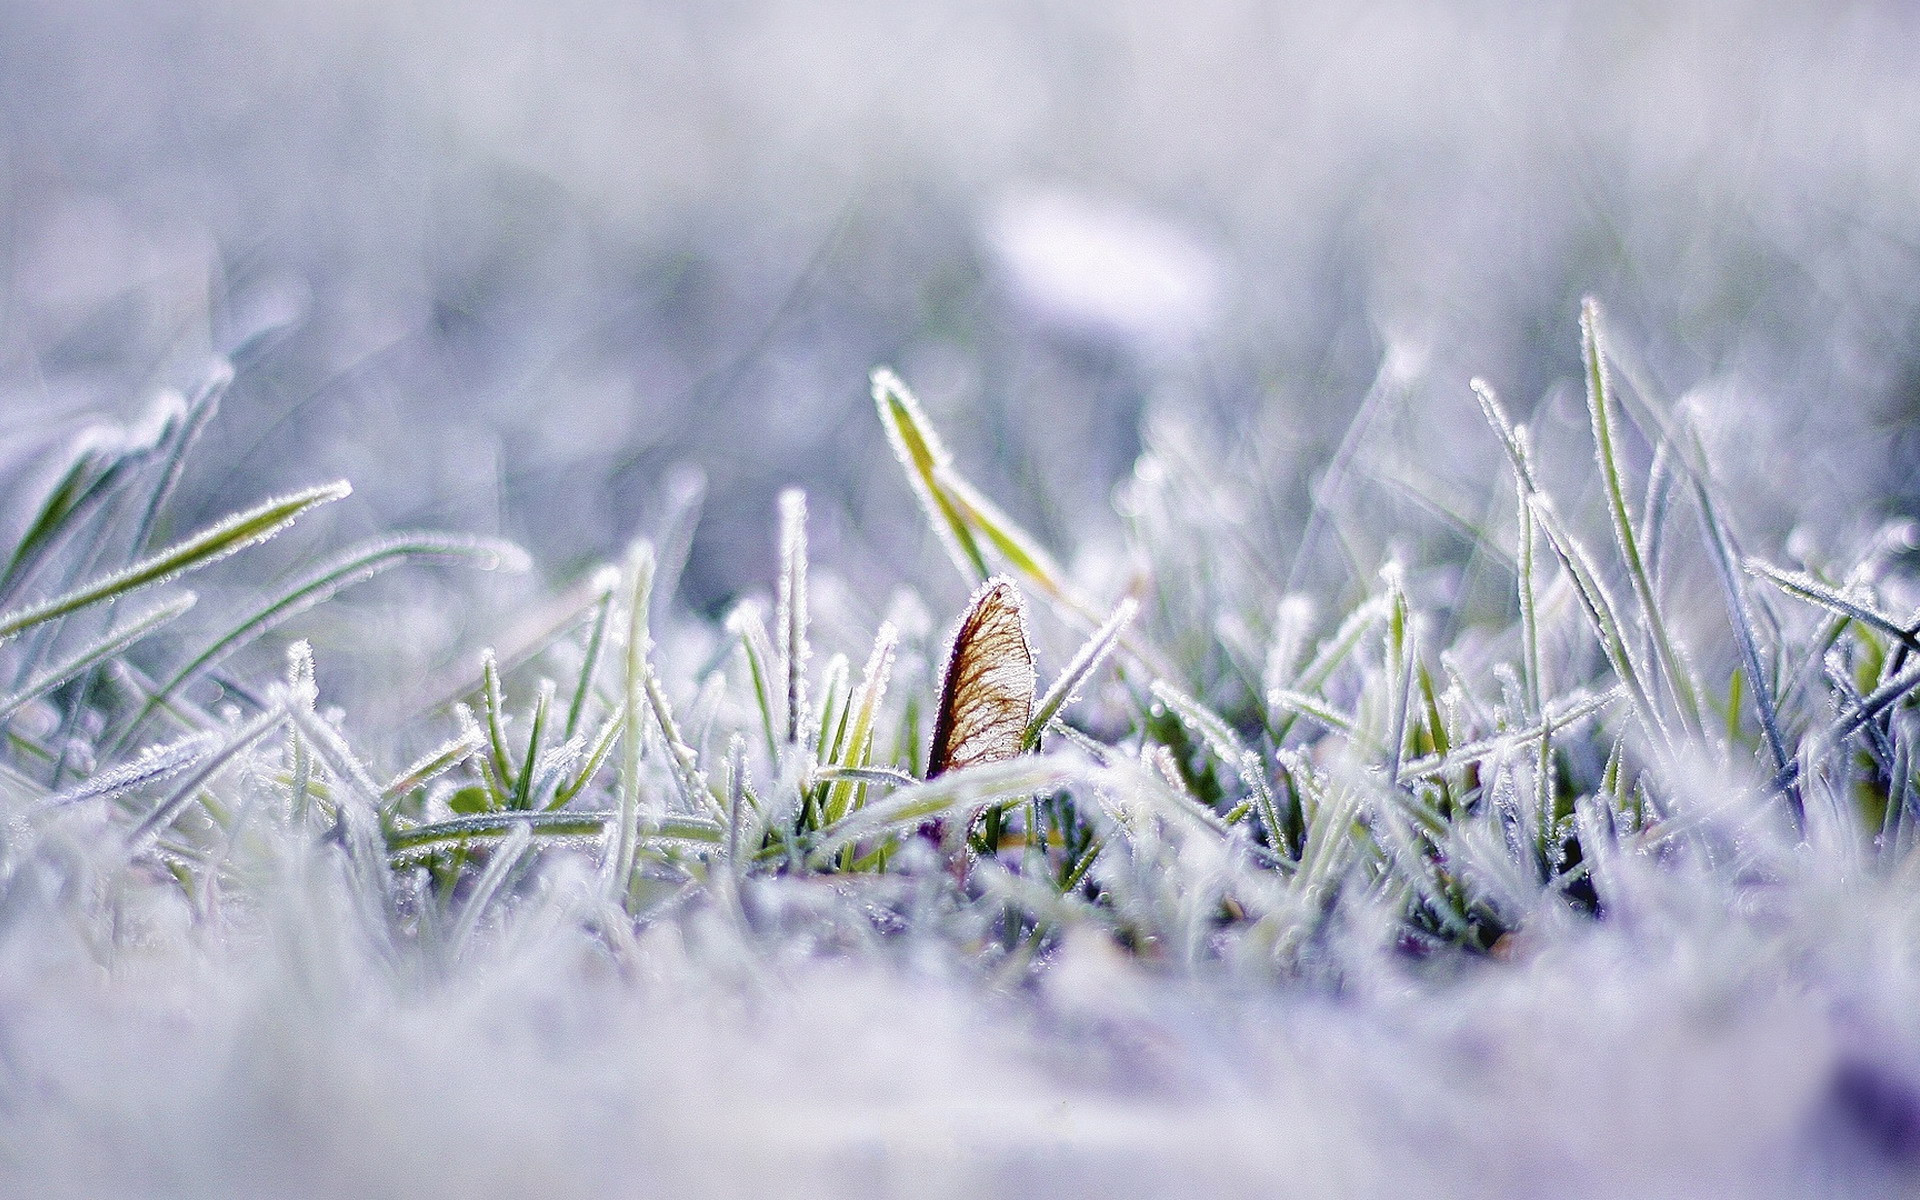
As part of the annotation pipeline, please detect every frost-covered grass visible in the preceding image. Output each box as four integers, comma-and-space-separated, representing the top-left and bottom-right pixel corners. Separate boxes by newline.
3, 296, 1920, 1196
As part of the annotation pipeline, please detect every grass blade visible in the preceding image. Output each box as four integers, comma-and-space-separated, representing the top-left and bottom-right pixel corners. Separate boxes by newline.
122, 533, 521, 749
776, 489, 811, 747
809, 756, 1080, 860
609, 542, 654, 903
0, 593, 196, 723
123, 702, 290, 855
822, 623, 899, 824
0, 481, 351, 646
1025, 597, 1136, 750
1581, 300, 1702, 737
564, 566, 620, 740
873, 367, 991, 583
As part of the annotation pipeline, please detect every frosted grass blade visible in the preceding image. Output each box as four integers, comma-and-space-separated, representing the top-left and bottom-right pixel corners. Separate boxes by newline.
0, 481, 351, 646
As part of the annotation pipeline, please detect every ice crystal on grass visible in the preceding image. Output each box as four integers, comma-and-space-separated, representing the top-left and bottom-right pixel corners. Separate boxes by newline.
4, 294, 1920, 1195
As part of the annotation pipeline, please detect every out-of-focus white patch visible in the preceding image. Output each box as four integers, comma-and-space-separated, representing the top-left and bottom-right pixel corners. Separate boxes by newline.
985, 191, 1223, 354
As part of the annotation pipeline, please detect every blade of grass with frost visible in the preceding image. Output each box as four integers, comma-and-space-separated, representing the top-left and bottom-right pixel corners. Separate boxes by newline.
1530, 494, 1663, 733
1480, 386, 1663, 742
1639, 439, 1678, 593
814, 765, 918, 788
809, 756, 1080, 861
564, 567, 619, 740
1382, 565, 1416, 785
1281, 749, 1359, 907
46, 383, 216, 764
725, 600, 780, 759
1576, 341, 1801, 797
387, 811, 723, 858
119, 534, 522, 752
1747, 560, 1919, 652
123, 701, 290, 855
1399, 688, 1620, 781
0, 422, 163, 606
930, 443, 1179, 677
1024, 597, 1135, 752
11, 391, 198, 716
1514, 423, 1556, 853
822, 623, 898, 825
289, 702, 401, 921
289, 704, 385, 814
479, 649, 515, 802
285, 642, 316, 819
610, 543, 654, 903
935, 466, 1076, 610
812, 652, 850, 766
38, 731, 217, 812
1266, 594, 1389, 740
0, 481, 350, 646
1151, 679, 1283, 843
875, 367, 1176, 680
381, 727, 485, 803
1261, 595, 1316, 709
1106, 756, 1237, 844
123, 365, 231, 562
873, 367, 991, 582
1830, 657, 1920, 746
448, 820, 532, 965
510, 679, 555, 810
724, 734, 752, 872
1266, 688, 1362, 740
804, 652, 850, 828
1826, 649, 1897, 775
1693, 517, 1799, 813
776, 489, 810, 747
551, 703, 624, 810
639, 641, 720, 821
1582, 301, 1703, 738
0, 593, 195, 723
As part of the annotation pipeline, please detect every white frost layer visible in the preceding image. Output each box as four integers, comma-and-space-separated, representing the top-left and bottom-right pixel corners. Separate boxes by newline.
0, 846, 1912, 1199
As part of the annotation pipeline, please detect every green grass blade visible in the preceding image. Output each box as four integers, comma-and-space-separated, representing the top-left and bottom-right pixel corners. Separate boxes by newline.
1151, 680, 1282, 838
122, 533, 521, 748
610, 542, 655, 903
809, 756, 1080, 861
387, 809, 721, 859
822, 624, 898, 824
480, 649, 515, 799
1746, 559, 1918, 652
381, 728, 485, 803
872, 367, 991, 583
0, 593, 196, 723
1025, 597, 1136, 751
551, 702, 624, 810
125, 365, 232, 560
0, 421, 165, 605
511, 679, 555, 810
725, 599, 781, 760
123, 702, 290, 855
38, 731, 218, 811
564, 566, 620, 740
1581, 300, 1702, 738
0, 481, 351, 646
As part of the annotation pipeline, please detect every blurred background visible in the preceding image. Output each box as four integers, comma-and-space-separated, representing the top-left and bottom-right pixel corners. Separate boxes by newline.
2, 0, 1918, 623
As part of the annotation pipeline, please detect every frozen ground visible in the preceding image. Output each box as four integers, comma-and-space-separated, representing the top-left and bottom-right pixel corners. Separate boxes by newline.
5, 2, 1920, 1196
